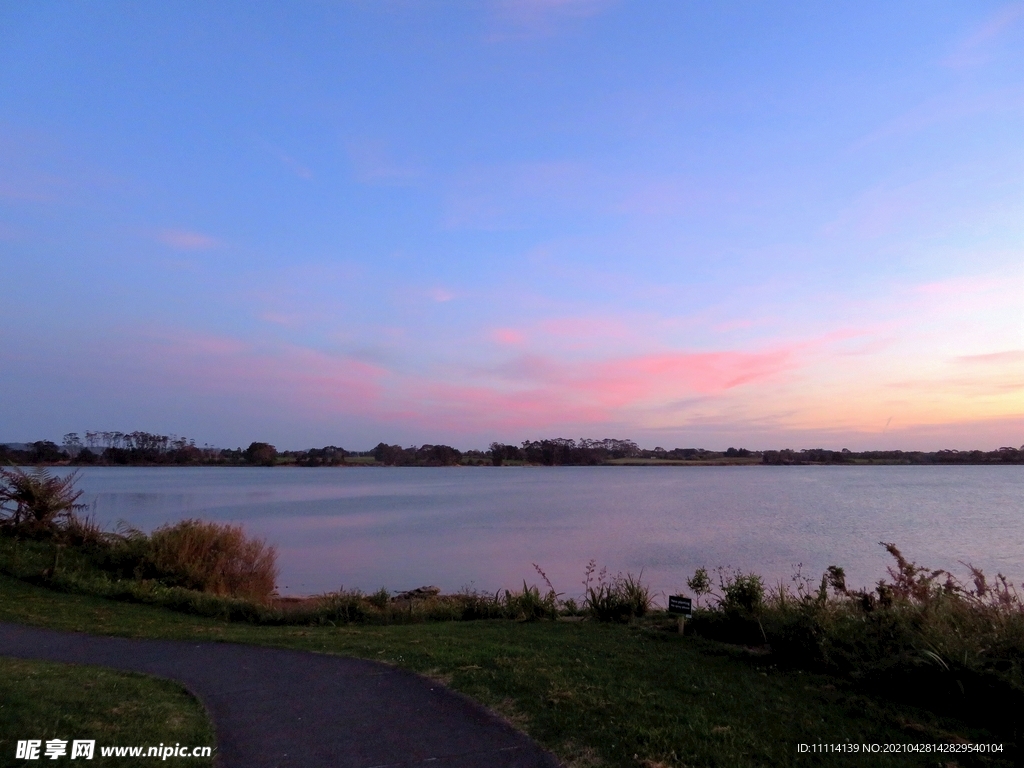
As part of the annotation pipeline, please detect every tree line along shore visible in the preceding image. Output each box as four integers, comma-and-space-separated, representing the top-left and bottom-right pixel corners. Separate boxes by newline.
3, 432, 1023, 467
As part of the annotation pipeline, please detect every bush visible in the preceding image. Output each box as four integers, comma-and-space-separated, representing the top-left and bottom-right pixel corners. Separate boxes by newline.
685, 544, 1024, 741
721, 571, 764, 613
0, 467, 88, 538
144, 519, 278, 602
502, 581, 559, 621
582, 561, 653, 622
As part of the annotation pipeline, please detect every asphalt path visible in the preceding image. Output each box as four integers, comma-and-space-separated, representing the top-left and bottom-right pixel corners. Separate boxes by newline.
0, 622, 561, 768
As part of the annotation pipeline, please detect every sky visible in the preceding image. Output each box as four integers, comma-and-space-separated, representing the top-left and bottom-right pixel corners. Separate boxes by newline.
1, 1, 1022, 451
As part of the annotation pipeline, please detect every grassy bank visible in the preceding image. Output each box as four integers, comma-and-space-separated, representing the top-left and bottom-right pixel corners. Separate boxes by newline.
1, 468, 1020, 765
683, 550, 1024, 746
0, 575, 1015, 768
0, 654, 214, 768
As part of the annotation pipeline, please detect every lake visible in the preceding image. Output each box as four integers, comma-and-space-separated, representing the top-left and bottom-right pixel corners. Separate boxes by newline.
52, 465, 1024, 599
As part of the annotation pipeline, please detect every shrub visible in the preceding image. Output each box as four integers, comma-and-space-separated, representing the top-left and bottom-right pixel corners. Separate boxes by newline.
0, 467, 87, 537
686, 567, 711, 604
309, 589, 369, 624
721, 570, 764, 613
146, 519, 278, 602
686, 544, 1024, 741
501, 581, 559, 621
582, 560, 653, 622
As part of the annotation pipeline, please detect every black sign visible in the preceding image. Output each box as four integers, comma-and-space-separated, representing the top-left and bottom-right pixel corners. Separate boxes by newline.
668, 595, 692, 616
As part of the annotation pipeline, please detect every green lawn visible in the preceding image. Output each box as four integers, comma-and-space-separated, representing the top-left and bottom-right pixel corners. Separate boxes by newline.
0, 654, 214, 768
0, 575, 1012, 767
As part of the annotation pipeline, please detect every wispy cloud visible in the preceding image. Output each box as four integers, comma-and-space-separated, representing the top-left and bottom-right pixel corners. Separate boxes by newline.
944, 2, 1024, 69
156, 229, 221, 250
957, 350, 1024, 364
252, 135, 314, 180
821, 159, 1024, 241
260, 312, 304, 328
486, 0, 614, 40
387, 344, 801, 432
849, 86, 1024, 151
346, 139, 422, 186
429, 288, 455, 303
443, 160, 595, 230
279, 152, 313, 180
491, 328, 526, 346
0, 172, 70, 203
127, 330, 386, 414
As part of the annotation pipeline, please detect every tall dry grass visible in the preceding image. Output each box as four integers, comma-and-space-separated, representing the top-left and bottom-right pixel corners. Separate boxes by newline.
143, 519, 278, 602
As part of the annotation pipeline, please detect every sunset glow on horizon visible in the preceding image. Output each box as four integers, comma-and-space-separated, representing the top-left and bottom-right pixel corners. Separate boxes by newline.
1, 2, 1022, 450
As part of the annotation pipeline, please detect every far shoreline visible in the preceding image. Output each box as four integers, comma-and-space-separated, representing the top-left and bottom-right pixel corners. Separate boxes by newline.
11, 459, 1024, 468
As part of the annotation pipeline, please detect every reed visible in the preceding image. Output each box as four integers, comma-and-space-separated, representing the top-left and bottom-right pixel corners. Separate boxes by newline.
686, 543, 1024, 737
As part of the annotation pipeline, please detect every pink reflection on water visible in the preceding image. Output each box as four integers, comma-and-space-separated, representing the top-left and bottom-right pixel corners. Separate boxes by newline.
57, 466, 1024, 600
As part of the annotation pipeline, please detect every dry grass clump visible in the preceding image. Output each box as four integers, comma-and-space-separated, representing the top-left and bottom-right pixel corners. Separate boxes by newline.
143, 519, 278, 602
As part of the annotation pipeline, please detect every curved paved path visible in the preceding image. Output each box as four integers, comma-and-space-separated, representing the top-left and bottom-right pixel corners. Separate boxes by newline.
0, 623, 560, 768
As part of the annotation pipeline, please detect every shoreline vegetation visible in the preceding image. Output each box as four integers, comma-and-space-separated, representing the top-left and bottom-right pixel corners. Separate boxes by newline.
4, 431, 1024, 467
1, 467, 1022, 765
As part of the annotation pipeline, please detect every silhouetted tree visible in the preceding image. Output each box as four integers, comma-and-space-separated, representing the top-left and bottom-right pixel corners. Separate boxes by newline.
244, 442, 278, 466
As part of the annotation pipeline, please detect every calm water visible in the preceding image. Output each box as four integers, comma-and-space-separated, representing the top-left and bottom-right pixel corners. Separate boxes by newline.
53, 466, 1024, 598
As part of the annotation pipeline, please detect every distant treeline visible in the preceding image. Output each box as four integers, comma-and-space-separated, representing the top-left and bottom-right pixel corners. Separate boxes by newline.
760, 447, 1024, 465
1, 431, 1023, 467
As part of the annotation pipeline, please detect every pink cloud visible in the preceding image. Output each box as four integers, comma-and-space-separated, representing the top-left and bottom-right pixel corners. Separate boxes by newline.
430, 288, 455, 303
577, 349, 797, 408
539, 316, 629, 339
401, 382, 609, 431
384, 345, 800, 433
957, 349, 1024, 364
713, 319, 755, 333
157, 229, 220, 250
900, 271, 1021, 321
260, 312, 303, 328
913, 274, 1006, 296
491, 328, 526, 346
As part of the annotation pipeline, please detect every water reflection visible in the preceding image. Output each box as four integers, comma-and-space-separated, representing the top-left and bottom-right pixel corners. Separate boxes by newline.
51, 466, 1024, 598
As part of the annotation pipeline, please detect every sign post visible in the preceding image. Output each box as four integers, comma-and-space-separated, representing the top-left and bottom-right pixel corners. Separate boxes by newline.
668, 595, 692, 635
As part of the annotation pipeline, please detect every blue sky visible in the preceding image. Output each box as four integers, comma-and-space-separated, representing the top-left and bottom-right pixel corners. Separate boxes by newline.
1, 1, 1022, 450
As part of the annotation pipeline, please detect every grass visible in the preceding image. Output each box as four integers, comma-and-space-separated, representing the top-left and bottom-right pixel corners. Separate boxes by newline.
0, 574, 1014, 768
0, 655, 214, 768
0, 536, 594, 625
685, 547, 1024, 746
2, 475, 1020, 767
1, 468, 279, 603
